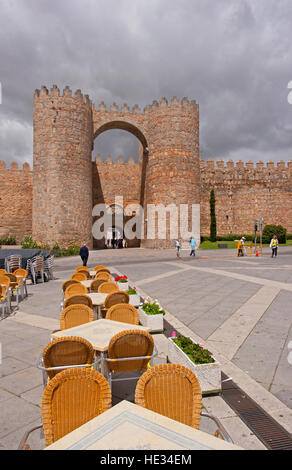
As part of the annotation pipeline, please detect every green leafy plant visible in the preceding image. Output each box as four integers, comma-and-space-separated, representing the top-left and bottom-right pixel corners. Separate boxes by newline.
21, 236, 39, 249
0, 236, 17, 245
127, 287, 137, 295
142, 300, 165, 316
210, 189, 217, 242
172, 334, 215, 364
262, 224, 287, 244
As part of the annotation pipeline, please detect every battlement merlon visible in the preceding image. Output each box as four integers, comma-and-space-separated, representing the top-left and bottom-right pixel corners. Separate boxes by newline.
92, 96, 198, 115
34, 85, 92, 107
0, 161, 32, 171
200, 158, 292, 170
94, 155, 139, 165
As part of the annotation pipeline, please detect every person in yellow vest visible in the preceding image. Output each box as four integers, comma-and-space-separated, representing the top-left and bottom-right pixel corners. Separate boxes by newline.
270, 235, 279, 258
237, 238, 243, 257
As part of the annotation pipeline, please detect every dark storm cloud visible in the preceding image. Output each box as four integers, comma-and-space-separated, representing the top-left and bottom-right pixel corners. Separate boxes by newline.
0, 0, 291, 166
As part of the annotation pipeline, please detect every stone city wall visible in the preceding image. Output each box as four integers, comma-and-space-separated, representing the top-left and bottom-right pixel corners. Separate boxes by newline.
0, 161, 33, 242
200, 159, 292, 236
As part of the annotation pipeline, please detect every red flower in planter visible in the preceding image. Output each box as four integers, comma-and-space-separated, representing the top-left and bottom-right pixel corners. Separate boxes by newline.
115, 275, 128, 282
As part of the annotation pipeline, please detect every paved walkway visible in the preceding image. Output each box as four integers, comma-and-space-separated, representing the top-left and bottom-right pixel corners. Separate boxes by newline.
1, 246, 291, 450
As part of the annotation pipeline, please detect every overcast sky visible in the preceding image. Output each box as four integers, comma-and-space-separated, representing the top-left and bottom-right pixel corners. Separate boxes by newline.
0, 0, 292, 166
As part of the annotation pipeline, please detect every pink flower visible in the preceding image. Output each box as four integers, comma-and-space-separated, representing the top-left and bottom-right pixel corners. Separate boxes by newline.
199, 344, 204, 348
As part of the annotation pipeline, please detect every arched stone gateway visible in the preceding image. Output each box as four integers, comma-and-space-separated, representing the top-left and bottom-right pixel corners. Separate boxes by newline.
32, 85, 200, 249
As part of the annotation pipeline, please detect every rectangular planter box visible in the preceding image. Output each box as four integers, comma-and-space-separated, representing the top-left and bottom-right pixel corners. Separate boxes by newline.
139, 307, 164, 332
129, 294, 141, 307
116, 281, 129, 291
168, 337, 221, 395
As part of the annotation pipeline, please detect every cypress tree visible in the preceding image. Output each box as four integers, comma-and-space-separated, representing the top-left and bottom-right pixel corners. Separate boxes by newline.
210, 189, 217, 242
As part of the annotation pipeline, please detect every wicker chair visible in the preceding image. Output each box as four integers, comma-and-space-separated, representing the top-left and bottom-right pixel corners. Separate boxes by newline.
63, 294, 93, 309
96, 268, 111, 276
90, 279, 106, 293
37, 336, 97, 387
62, 279, 79, 294
76, 266, 89, 273
5, 273, 23, 306
0, 275, 11, 313
13, 268, 28, 299
101, 291, 130, 317
94, 272, 111, 281
0, 285, 10, 319
104, 330, 156, 391
104, 291, 129, 309
64, 283, 88, 299
93, 265, 107, 271
71, 272, 87, 282
18, 367, 112, 449
78, 269, 91, 279
60, 304, 94, 330
0, 269, 8, 274
97, 281, 119, 294
135, 363, 233, 442
106, 304, 139, 325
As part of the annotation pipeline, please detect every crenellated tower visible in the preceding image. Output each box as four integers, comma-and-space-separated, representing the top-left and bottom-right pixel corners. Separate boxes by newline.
32, 85, 93, 247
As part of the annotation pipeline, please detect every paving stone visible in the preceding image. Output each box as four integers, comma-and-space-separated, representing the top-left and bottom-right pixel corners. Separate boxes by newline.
0, 395, 41, 439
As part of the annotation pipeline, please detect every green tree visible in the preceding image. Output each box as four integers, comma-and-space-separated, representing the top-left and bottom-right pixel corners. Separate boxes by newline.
210, 189, 217, 242
262, 225, 287, 244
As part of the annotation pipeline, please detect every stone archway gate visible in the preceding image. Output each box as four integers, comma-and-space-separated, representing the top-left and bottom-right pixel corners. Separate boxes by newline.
32, 85, 200, 249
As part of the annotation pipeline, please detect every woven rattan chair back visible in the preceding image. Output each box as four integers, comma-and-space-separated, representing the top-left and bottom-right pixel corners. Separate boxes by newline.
60, 304, 94, 330
135, 363, 202, 429
95, 268, 111, 276
106, 304, 139, 325
93, 265, 106, 271
42, 336, 95, 380
64, 283, 88, 299
78, 269, 90, 279
62, 279, 79, 293
71, 272, 87, 282
14, 268, 28, 279
90, 279, 106, 293
5, 273, 17, 283
107, 330, 154, 374
76, 266, 89, 273
41, 367, 111, 446
63, 295, 93, 309
0, 269, 8, 275
0, 275, 10, 289
104, 291, 129, 309
98, 281, 119, 294
94, 272, 111, 281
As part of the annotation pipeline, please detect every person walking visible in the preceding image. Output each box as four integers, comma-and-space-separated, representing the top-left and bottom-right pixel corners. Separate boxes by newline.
270, 235, 279, 258
79, 242, 89, 266
190, 236, 196, 257
175, 239, 181, 259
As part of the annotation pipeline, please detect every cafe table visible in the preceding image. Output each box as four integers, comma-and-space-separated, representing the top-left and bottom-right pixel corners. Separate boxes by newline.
86, 292, 107, 319
51, 319, 151, 374
44, 400, 242, 450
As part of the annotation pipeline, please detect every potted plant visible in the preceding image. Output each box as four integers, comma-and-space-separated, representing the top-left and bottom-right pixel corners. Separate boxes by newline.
168, 334, 221, 395
139, 299, 165, 332
127, 287, 140, 306
115, 275, 129, 291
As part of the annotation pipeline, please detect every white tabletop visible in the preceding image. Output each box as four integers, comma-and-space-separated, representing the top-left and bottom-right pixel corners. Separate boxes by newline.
51, 319, 151, 352
86, 293, 107, 305
80, 280, 92, 289
45, 400, 242, 450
